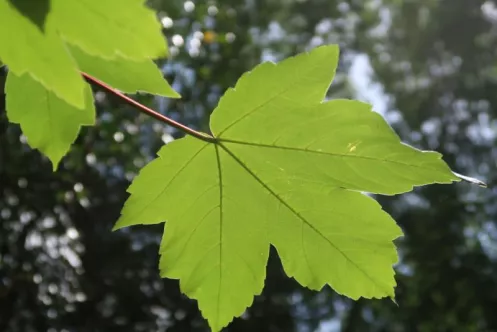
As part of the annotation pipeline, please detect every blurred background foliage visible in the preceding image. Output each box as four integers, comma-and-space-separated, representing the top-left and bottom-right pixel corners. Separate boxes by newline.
1, 0, 497, 331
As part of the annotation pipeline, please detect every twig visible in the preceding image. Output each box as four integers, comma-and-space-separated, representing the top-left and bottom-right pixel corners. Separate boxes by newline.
81, 72, 216, 143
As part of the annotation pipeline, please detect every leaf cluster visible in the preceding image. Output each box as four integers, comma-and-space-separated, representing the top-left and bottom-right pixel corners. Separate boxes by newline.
1, 0, 177, 168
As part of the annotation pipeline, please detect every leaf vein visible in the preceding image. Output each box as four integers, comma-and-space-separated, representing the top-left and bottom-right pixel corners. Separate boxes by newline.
220, 139, 445, 173
214, 145, 224, 328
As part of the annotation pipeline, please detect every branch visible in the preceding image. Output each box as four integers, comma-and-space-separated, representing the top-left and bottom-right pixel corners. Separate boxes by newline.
81, 72, 216, 143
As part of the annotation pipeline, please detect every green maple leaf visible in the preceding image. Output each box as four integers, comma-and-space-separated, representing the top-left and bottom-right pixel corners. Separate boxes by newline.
114, 45, 459, 331
5, 71, 95, 169
0, 0, 169, 107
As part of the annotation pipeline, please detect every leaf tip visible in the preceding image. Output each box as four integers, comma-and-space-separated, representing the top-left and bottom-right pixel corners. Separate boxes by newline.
453, 172, 487, 188
111, 220, 126, 231
50, 159, 61, 172
168, 89, 181, 99
318, 43, 340, 53
310, 43, 340, 64
206, 315, 232, 332
46, 150, 64, 173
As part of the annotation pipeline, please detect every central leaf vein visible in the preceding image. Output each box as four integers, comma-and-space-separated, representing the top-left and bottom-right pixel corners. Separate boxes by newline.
219, 139, 443, 172
214, 145, 224, 327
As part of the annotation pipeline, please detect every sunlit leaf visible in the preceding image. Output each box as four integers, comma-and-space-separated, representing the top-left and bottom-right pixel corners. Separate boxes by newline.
115, 45, 459, 330
0, 0, 86, 107
5, 71, 95, 169
51, 0, 167, 60
0, 0, 168, 108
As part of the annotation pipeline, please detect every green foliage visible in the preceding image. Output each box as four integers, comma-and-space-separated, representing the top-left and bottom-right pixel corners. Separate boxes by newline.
49, 0, 168, 60
1, 0, 177, 167
68, 45, 179, 98
114, 46, 459, 331
5, 72, 95, 169
0, 0, 88, 107
0, 0, 168, 105
1, 1, 493, 331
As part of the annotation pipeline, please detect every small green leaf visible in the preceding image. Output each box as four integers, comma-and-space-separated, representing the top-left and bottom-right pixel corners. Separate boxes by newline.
5, 71, 95, 170
115, 45, 459, 331
51, 0, 167, 60
0, 0, 168, 108
69, 45, 179, 98
0, 0, 86, 108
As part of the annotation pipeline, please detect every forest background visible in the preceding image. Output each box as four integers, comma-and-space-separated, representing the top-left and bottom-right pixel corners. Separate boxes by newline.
1, 0, 497, 331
